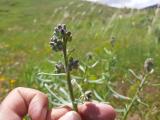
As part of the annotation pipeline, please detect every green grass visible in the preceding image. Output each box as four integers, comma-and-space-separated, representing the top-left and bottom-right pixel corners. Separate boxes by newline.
0, 0, 160, 119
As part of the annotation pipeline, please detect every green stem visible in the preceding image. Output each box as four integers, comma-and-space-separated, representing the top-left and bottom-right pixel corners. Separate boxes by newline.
122, 74, 148, 120
63, 40, 78, 111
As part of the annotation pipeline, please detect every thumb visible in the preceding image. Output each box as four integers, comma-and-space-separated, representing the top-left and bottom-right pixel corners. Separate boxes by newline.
59, 111, 81, 120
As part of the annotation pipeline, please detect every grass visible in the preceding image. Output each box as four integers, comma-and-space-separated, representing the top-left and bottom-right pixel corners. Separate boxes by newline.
0, 0, 160, 119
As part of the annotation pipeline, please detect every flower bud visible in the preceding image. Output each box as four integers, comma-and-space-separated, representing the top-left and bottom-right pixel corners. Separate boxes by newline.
86, 52, 93, 60
144, 58, 154, 73
55, 62, 65, 73
67, 31, 71, 36
66, 31, 72, 42
110, 36, 116, 47
62, 24, 66, 30
57, 41, 63, 51
58, 24, 62, 29
84, 90, 92, 101
54, 27, 59, 33
61, 28, 66, 36
50, 37, 63, 52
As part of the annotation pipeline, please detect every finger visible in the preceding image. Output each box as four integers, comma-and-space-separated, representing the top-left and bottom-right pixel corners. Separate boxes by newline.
47, 106, 71, 120
59, 111, 81, 120
0, 108, 21, 120
78, 102, 116, 120
28, 92, 48, 120
0, 87, 48, 120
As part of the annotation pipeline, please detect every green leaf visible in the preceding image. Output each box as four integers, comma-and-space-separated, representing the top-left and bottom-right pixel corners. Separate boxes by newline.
79, 65, 85, 73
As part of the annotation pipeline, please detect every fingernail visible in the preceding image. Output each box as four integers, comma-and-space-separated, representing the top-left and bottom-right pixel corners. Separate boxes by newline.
59, 111, 81, 120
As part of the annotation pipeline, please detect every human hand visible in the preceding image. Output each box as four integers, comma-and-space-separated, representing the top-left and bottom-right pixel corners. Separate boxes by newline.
0, 87, 116, 120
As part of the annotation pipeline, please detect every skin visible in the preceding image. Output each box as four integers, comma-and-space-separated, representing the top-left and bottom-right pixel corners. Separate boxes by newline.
0, 87, 116, 120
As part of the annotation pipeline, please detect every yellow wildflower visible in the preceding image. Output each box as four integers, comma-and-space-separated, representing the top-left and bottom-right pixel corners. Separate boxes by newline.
10, 79, 16, 85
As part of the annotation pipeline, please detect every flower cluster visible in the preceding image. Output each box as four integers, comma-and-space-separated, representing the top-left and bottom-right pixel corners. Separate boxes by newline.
69, 57, 79, 71
50, 24, 72, 52
50, 38, 63, 51
49, 24, 79, 111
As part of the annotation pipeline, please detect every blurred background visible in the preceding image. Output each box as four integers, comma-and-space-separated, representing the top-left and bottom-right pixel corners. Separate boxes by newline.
0, 0, 160, 119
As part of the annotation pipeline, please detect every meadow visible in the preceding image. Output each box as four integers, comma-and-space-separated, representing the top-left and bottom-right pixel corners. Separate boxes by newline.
0, 0, 160, 119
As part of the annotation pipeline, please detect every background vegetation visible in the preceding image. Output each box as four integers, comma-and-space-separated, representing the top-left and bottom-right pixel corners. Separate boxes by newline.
0, 0, 160, 119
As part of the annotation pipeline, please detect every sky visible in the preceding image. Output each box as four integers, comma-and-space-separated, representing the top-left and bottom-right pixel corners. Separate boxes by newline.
85, 0, 160, 9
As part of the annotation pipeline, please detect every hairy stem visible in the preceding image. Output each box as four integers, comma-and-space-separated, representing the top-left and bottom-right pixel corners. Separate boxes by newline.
122, 74, 148, 120
62, 40, 78, 111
